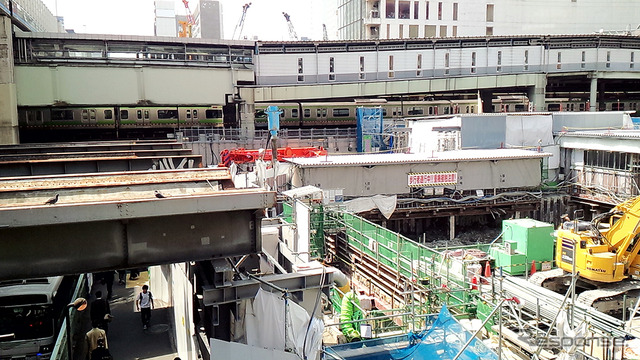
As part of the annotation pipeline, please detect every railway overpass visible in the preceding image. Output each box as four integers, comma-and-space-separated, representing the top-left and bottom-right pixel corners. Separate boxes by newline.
4, 21, 640, 143
0, 141, 276, 281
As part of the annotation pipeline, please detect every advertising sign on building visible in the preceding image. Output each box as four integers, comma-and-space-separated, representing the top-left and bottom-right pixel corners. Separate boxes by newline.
408, 172, 458, 187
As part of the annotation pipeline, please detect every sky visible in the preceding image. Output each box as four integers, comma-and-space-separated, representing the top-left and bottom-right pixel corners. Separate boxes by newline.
40, 0, 332, 41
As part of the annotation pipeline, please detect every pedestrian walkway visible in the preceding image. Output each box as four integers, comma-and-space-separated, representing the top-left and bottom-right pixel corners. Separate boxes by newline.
78, 271, 178, 360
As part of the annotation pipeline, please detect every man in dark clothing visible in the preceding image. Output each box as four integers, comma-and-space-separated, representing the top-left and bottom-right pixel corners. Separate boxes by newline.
90, 291, 111, 333
90, 338, 112, 360
101, 271, 115, 300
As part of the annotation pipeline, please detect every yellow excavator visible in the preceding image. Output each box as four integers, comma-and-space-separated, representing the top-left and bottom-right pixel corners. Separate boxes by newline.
531, 196, 640, 315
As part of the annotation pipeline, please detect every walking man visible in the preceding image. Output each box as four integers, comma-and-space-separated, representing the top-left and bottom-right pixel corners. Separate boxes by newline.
136, 284, 154, 330
90, 291, 111, 333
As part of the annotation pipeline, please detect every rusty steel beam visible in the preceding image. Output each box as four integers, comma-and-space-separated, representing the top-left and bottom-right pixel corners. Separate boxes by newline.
0, 169, 275, 281
0, 140, 183, 154
0, 154, 204, 177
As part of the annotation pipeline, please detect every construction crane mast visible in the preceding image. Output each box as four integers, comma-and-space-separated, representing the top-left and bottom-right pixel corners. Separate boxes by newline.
282, 12, 298, 40
178, 0, 195, 38
232, 3, 251, 40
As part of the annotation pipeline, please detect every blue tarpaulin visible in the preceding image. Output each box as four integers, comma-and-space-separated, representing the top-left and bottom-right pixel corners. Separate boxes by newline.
324, 304, 497, 360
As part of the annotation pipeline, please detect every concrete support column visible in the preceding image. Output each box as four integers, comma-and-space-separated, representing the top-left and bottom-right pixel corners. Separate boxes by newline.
449, 215, 455, 241
589, 75, 598, 112
527, 74, 547, 112
0, 16, 18, 145
238, 87, 255, 139
479, 90, 493, 113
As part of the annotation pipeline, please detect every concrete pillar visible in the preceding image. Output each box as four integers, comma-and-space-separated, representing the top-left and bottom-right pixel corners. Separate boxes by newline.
238, 87, 255, 139
0, 16, 18, 145
589, 76, 598, 112
449, 215, 455, 241
479, 90, 493, 113
527, 75, 547, 112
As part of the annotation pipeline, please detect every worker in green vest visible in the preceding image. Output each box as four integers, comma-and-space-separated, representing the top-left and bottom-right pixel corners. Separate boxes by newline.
340, 290, 363, 342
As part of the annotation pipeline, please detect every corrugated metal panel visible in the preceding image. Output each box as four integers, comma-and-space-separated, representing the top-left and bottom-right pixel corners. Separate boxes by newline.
285, 149, 550, 167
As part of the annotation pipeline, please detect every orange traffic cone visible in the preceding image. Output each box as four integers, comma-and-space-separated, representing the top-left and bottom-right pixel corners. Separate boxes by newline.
530, 260, 536, 276
484, 262, 492, 278
471, 276, 478, 290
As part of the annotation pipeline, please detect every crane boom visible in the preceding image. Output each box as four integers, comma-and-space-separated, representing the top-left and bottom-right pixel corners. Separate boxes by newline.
282, 12, 298, 40
178, 0, 195, 38
232, 3, 251, 40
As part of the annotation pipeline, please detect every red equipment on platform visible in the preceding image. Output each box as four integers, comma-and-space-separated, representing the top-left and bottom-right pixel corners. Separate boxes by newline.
220, 147, 328, 167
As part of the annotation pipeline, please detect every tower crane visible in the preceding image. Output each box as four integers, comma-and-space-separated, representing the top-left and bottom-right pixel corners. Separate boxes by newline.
282, 12, 298, 40
232, 3, 251, 40
178, 0, 195, 38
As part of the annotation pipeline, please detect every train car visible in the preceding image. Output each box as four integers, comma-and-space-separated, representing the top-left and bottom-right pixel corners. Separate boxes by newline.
254, 99, 483, 129
118, 105, 223, 128
18, 106, 118, 129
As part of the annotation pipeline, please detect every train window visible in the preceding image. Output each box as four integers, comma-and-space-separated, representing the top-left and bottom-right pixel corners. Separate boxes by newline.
465, 106, 469, 113
322, 109, 327, 117
581, 51, 586, 69
206, 109, 222, 118
144, 110, 149, 119
515, 104, 526, 112
444, 53, 450, 75
333, 108, 350, 117
444, 107, 450, 114
292, 108, 299, 117
329, 57, 335, 81
193, 110, 198, 119
570, 103, 575, 111
606, 51, 611, 68
186, 110, 191, 119
90, 110, 96, 120
52, 109, 74, 121
470, 52, 476, 73
408, 107, 424, 115
382, 108, 387, 116
547, 104, 561, 112
579, 103, 585, 111
137, 110, 142, 120
120, 110, 129, 120
556, 52, 562, 70
104, 110, 112, 120
388, 55, 394, 78
470, 106, 474, 113
157, 109, 178, 119
256, 110, 266, 119
524, 50, 529, 71
297, 58, 304, 82
631, 52, 635, 69
429, 107, 434, 115
359, 56, 365, 80
417, 54, 422, 76
82, 109, 88, 121
497, 51, 502, 72
36, 110, 43, 122
316, 109, 321, 117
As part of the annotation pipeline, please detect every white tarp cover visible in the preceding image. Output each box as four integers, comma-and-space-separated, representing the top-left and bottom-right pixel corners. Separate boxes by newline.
408, 117, 461, 154
555, 310, 587, 360
505, 114, 554, 147
343, 195, 397, 219
245, 288, 324, 359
